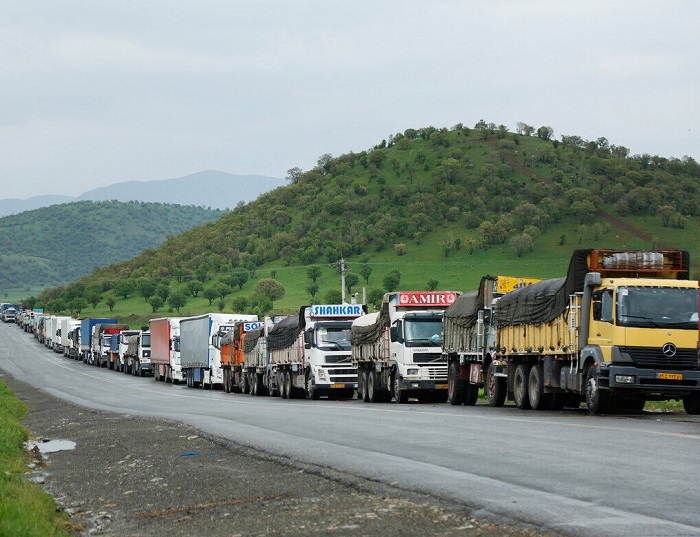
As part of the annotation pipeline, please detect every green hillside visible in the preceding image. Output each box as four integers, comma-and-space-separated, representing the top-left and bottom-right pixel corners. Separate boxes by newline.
29, 122, 699, 321
0, 200, 223, 295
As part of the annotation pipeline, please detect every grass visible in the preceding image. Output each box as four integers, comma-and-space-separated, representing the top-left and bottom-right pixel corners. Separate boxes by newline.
0, 381, 74, 536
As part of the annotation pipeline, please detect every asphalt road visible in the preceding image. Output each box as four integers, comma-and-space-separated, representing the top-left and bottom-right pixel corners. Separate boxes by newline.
2, 321, 700, 536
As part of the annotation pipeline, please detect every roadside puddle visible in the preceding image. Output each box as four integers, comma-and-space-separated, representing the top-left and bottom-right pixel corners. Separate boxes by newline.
26, 439, 77, 454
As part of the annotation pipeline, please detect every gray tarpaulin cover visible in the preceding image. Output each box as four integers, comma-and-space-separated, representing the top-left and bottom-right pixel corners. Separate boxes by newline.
350, 311, 385, 346
268, 308, 304, 351
442, 275, 498, 329
244, 326, 264, 353
494, 249, 595, 327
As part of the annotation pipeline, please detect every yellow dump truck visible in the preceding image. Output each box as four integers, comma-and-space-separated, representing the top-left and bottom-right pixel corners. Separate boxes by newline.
493, 249, 700, 415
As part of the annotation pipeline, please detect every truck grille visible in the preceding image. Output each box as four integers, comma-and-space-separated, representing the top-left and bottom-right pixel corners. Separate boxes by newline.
413, 353, 445, 364
326, 365, 357, 383
418, 365, 448, 380
619, 346, 699, 371
325, 355, 352, 364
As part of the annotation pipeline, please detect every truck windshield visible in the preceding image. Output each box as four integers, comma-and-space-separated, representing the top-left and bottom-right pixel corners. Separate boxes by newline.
316, 327, 351, 351
617, 286, 698, 328
404, 318, 443, 347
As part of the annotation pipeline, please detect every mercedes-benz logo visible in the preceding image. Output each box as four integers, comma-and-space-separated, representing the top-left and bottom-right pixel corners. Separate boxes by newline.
662, 343, 677, 358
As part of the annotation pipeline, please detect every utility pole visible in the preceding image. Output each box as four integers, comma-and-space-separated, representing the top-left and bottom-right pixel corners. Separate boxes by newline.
340, 256, 346, 303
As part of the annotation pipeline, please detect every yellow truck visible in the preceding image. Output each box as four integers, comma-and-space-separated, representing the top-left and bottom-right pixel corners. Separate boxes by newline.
442, 276, 539, 407
493, 249, 699, 414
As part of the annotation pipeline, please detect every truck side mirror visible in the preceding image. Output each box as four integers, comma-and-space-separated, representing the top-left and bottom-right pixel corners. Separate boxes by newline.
304, 330, 313, 349
390, 322, 402, 343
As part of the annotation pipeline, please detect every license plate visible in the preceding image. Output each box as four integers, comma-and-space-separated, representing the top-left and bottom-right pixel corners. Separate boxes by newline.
657, 372, 683, 380
331, 383, 345, 389
435, 383, 448, 389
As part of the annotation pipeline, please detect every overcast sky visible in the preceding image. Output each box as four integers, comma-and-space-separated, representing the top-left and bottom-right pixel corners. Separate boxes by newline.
2, 1, 698, 200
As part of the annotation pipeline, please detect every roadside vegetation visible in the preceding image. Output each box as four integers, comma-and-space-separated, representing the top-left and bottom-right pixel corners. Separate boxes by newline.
19, 121, 700, 321
0, 381, 73, 536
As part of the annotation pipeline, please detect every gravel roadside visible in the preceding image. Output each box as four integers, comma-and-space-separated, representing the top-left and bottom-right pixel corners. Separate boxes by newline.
5, 373, 556, 537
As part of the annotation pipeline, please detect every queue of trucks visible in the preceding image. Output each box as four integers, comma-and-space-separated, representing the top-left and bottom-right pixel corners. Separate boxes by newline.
5, 248, 700, 415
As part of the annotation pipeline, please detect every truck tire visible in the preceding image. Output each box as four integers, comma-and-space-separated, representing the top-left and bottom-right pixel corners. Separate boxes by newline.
683, 394, 700, 415
255, 374, 266, 396
447, 362, 465, 406
528, 364, 552, 410
392, 374, 408, 404
513, 364, 532, 410
357, 369, 365, 401
486, 363, 507, 407
284, 370, 293, 400
368, 371, 380, 403
361, 370, 370, 402
464, 381, 478, 406
306, 372, 319, 400
585, 366, 609, 415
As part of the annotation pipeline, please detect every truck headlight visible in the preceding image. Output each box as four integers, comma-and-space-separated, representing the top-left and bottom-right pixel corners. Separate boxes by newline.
615, 375, 635, 384
407, 368, 419, 376
318, 368, 326, 380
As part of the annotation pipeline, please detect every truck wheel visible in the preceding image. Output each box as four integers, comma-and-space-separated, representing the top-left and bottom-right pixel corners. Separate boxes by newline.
284, 371, 293, 400
585, 366, 609, 415
528, 364, 552, 410
305, 372, 319, 400
486, 363, 507, 407
393, 374, 408, 404
683, 394, 700, 415
361, 371, 370, 402
447, 362, 465, 406
357, 370, 365, 400
513, 364, 532, 410
368, 371, 381, 403
255, 374, 266, 396
464, 381, 478, 406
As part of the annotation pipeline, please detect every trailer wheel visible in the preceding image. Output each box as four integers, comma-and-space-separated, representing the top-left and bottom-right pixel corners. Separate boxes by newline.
255, 374, 266, 396
368, 371, 382, 403
447, 362, 465, 406
683, 394, 700, 415
486, 363, 506, 407
513, 364, 532, 410
357, 370, 365, 400
528, 364, 551, 410
585, 366, 609, 415
464, 381, 478, 406
284, 371, 293, 400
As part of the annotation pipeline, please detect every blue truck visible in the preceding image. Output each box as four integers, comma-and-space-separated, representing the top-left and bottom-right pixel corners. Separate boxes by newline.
80, 317, 117, 364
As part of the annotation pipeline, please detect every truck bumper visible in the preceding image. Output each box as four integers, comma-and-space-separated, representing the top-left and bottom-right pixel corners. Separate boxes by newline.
398, 379, 448, 391
607, 365, 700, 396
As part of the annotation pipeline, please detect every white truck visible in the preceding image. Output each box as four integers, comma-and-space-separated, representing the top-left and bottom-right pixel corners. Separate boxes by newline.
150, 317, 184, 383
269, 305, 363, 400
180, 313, 257, 389
58, 317, 81, 356
442, 276, 539, 406
243, 321, 275, 396
123, 330, 152, 376
352, 291, 459, 403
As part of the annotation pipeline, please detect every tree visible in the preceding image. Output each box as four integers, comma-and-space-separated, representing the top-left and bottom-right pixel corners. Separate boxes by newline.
307, 266, 322, 283
570, 200, 597, 224
187, 280, 204, 297
217, 299, 226, 312
113, 280, 134, 300
69, 297, 88, 317
155, 283, 170, 301
231, 296, 249, 312
345, 273, 359, 294
85, 288, 102, 309
359, 264, 372, 284
307, 281, 319, 300
383, 269, 401, 292
105, 296, 116, 312
536, 126, 554, 140
212, 282, 232, 301
250, 294, 273, 317
286, 166, 304, 183
254, 279, 285, 304
138, 278, 157, 302
324, 289, 342, 303
167, 291, 187, 314
203, 287, 219, 306
367, 288, 385, 310
149, 295, 164, 313
427, 279, 439, 291
229, 269, 249, 290
509, 234, 533, 257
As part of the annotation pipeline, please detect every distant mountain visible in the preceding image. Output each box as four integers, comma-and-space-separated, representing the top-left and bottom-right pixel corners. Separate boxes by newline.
0, 170, 285, 217
0, 200, 224, 292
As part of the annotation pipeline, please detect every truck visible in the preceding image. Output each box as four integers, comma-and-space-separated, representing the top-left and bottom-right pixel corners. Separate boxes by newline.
91, 323, 129, 368
123, 330, 152, 376
1, 305, 16, 323
57, 317, 79, 355
442, 276, 539, 406
150, 317, 184, 383
493, 249, 700, 414
352, 291, 459, 404
242, 322, 276, 396
180, 313, 258, 389
114, 330, 141, 373
269, 305, 364, 400
80, 317, 118, 364
220, 320, 265, 393
67, 324, 81, 359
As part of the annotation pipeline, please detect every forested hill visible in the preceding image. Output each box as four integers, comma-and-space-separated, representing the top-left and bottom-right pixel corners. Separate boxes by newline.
35, 122, 700, 316
0, 200, 223, 292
